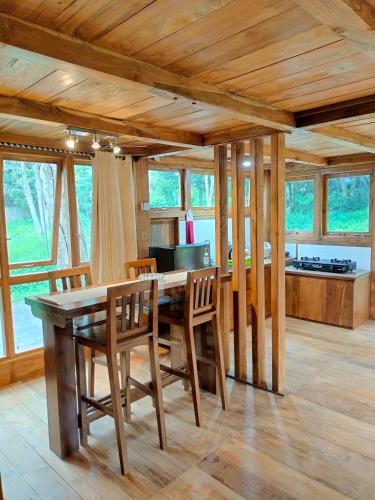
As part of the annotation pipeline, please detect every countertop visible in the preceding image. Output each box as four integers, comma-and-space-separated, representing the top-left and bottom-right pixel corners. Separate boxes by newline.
285, 265, 370, 281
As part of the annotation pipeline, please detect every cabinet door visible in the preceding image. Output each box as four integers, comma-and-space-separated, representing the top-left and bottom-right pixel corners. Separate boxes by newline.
285, 274, 299, 317
298, 276, 326, 322
326, 280, 353, 328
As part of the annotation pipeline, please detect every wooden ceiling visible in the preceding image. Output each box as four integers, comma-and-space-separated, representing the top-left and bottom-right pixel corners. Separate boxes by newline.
0, 0, 373, 163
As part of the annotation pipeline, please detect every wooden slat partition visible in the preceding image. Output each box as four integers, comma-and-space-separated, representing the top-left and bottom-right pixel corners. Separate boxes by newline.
249, 137, 266, 388
370, 173, 375, 319
231, 141, 247, 380
134, 157, 151, 258
214, 145, 230, 371
270, 133, 286, 393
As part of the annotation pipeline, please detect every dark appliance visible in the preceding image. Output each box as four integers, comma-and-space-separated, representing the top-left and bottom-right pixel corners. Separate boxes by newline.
293, 256, 356, 274
149, 242, 211, 273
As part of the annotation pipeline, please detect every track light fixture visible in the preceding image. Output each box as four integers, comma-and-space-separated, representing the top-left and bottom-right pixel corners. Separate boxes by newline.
66, 129, 77, 149
92, 134, 101, 150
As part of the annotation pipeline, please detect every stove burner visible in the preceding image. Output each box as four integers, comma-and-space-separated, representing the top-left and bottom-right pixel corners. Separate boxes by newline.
292, 256, 356, 274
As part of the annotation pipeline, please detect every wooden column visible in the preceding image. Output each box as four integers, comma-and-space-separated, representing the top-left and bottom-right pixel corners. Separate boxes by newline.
270, 133, 286, 393
181, 168, 192, 212
214, 145, 230, 371
370, 173, 375, 319
249, 137, 266, 388
231, 142, 247, 380
64, 157, 80, 267
134, 157, 151, 258
263, 169, 271, 243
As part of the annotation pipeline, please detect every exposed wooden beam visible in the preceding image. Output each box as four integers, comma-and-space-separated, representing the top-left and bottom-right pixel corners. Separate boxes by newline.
312, 125, 375, 153
296, 0, 375, 60
203, 125, 279, 146
0, 94, 202, 147
264, 144, 327, 166
0, 13, 295, 131
296, 95, 375, 129
328, 152, 375, 165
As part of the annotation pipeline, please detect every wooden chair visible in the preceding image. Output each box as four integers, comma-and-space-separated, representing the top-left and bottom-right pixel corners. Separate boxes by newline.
158, 267, 228, 426
48, 266, 107, 398
74, 279, 167, 475
124, 258, 157, 279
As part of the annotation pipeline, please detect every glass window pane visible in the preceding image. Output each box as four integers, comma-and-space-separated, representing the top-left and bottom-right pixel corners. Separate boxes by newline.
285, 179, 315, 232
327, 175, 370, 233
75, 165, 93, 262
228, 176, 250, 207
149, 170, 181, 208
191, 173, 215, 207
11, 280, 50, 352
4, 160, 57, 263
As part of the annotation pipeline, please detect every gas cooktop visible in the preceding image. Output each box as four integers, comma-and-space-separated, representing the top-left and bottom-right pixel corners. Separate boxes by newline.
292, 257, 357, 274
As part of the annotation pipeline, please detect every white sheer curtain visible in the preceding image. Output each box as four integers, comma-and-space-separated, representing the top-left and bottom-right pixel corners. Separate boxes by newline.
91, 151, 137, 283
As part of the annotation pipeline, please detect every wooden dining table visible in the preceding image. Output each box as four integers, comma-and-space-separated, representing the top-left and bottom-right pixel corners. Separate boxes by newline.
25, 270, 229, 459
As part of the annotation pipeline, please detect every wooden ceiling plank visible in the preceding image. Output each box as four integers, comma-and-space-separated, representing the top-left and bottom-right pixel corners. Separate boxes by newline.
0, 13, 295, 131
312, 125, 375, 153
0, 94, 204, 147
296, 0, 375, 61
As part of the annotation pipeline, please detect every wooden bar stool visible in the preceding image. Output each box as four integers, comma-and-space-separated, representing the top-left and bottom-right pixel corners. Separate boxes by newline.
158, 266, 228, 427
124, 258, 157, 279
49, 266, 103, 396
74, 279, 167, 475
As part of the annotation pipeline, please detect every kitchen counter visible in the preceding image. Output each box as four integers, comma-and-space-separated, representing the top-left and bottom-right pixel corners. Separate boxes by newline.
285, 266, 370, 281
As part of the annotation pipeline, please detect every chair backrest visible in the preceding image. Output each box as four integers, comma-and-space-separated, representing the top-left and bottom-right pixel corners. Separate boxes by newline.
124, 258, 157, 279
48, 266, 93, 293
106, 279, 158, 349
185, 267, 220, 322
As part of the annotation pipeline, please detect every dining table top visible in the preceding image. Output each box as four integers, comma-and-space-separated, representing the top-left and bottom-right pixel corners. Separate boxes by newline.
25, 270, 231, 320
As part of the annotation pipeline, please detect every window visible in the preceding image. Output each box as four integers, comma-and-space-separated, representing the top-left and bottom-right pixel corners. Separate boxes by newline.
75, 165, 93, 262
327, 174, 370, 233
191, 173, 214, 207
0, 303, 4, 357
149, 170, 181, 208
4, 160, 57, 264
228, 176, 250, 207
11, 280, 50, 352
285, 179, 315, 232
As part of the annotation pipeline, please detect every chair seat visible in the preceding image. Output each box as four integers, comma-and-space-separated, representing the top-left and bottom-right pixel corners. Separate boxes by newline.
158, 303, 185, 326
74, 320, 151, 349
74, 311, 107, 330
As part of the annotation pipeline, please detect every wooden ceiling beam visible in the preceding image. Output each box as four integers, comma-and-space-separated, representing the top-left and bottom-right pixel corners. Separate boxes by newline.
203, 125, 278, 146
0, 94, 203, 147
0, 13, 295, 131
295, 95, 375, 128
327, 152, 375, 166
296, 0, 375, 61
312, 125, 375, 153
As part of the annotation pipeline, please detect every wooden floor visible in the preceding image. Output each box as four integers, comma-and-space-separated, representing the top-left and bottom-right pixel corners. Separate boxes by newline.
1, 317, 375, 499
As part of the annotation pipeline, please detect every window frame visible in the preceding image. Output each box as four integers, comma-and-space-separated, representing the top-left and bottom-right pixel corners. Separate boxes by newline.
285, 174, 318, 238
74, 161, 93, 265
3, 154, 63, 271
323, 171, 372, 237
148, 167, 182, 210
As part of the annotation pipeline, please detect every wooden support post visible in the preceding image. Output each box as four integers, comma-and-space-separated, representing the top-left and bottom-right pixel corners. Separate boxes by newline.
250, 137, 266, 388
270, 133, 286, 393
263, 169, 271, 243
134, 157, 151, 259
214, 145, 230, 371
181, 168, 192, 212
64, 157, 80, 267
370, 173, 375, 319
231, 142, 247, 380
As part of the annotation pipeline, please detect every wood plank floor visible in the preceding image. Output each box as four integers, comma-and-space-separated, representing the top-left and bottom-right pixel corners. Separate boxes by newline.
1, 317, 375, 499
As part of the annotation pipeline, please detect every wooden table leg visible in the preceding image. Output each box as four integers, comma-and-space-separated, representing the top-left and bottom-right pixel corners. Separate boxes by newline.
42, 319, 79, 458
170, 323, 217, 394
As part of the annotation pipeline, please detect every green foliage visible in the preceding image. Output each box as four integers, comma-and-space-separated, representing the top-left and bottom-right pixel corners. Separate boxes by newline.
149, 170, 181, 207
327, 175, 369, 232
191, 173, 214, 207
75, 165, 93, 261
285, 179, 314, 231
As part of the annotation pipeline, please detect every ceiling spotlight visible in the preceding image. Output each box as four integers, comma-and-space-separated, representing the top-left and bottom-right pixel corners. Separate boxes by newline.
66, 130, 77, 149
110, 138, 121, 154
243, 160, 251, 167
92, 134, 100, 150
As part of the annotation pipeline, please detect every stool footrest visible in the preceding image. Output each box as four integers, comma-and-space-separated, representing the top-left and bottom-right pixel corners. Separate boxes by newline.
160, 363, 189, 379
